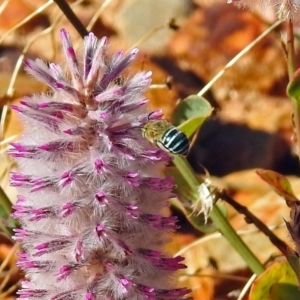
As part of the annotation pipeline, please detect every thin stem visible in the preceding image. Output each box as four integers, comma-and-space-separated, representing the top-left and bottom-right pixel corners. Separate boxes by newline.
181, 272, 248, 282
129, 24, 166, 50
0, 242, 19, 274
210, 204, 265, 274
237, 274, 257, 300
0, 0, 53, 46
53, 0, 88, 38
219, 191, 293, 256
173, 156, 265, 275
287, 19, 296, 79
0, 279, 20, 300
86, 0, 112, 32
292, 99, 300, 162
197, 20, 282, 97
286, 19, 300, 160
0, 0, 9, 15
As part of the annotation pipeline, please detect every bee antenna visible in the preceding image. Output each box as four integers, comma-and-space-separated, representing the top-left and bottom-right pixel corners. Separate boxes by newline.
147, 110, 164, 121
147, 112, 154, 121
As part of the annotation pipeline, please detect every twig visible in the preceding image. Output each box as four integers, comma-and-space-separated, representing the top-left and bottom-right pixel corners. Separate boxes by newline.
219, 190, 293, 256
0, 0, 53, 45
286, 19, 300, 161
53, 0, 88, 38
0, 242, 19, 274
0, 279, 20, 299
237, 274, 257, 300
197, 20, 282, 97
286, 19, 296, 79
86, 0, 112, 32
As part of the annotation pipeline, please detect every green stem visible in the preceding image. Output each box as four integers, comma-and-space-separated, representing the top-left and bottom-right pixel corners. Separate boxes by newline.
286, 20, 300, 161
210, 206, 265, 274
173, 156, 203, 188
173, 156, 265, 275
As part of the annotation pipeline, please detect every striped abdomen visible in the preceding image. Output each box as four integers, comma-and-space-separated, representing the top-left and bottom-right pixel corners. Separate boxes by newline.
158, 127, 190, 156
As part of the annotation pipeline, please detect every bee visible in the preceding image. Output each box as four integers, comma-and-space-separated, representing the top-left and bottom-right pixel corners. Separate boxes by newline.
142, 120, 190, 156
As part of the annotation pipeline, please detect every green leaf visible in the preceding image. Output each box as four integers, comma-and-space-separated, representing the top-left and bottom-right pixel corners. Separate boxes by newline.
249, 261, 298, 300
256, 169, 299, 202
285, 254, 300, 282
287, 68, 300, 100
171, 95, 213, 138
0, 185, 12, 215
0, 186, 16, 235
270, 283, 300, 300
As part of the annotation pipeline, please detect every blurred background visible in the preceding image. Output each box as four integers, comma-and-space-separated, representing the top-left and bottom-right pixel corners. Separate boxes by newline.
0, 0, 300, 299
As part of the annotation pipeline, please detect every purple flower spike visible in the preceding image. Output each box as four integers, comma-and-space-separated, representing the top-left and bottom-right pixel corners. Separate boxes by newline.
10, 30, 192, 300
